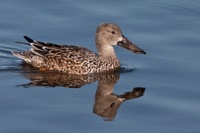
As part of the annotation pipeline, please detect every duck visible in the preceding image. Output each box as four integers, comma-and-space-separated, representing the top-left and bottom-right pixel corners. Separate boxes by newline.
12, 23, 146, 75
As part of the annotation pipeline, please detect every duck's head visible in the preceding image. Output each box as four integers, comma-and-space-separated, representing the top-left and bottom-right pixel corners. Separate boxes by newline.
95, 23, 146, 55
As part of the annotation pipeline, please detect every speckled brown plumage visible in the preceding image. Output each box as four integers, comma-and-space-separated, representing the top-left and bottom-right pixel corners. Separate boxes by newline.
12, 23, 146, 75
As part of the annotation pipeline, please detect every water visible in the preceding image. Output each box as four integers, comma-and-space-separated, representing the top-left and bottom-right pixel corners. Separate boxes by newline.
0, 0, 200, 132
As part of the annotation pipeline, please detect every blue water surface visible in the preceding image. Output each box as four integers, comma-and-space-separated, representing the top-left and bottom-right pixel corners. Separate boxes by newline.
0, 0, 200, 133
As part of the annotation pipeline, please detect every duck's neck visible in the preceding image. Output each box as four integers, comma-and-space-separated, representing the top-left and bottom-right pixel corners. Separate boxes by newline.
97, 45, 120, 71
98, 45, 117, 58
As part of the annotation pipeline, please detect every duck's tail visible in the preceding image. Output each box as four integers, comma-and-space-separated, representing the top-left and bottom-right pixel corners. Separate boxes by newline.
24, 36, 34, 43
15, 36, 34, 45
12, 51, 31, 63
12, 36, 35, 62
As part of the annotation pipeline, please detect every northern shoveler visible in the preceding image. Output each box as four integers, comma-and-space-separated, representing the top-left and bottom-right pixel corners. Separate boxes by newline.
12, 23, 146, 75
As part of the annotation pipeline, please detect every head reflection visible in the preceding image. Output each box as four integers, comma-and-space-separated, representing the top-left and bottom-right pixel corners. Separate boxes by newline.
93, 74, 145, 121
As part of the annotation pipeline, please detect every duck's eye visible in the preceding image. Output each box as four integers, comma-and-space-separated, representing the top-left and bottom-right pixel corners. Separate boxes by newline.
110, 102, 115, 108
111, 31, 116, 34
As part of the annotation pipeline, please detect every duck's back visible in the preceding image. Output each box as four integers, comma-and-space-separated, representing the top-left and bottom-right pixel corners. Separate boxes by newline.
12, 37, 99, 75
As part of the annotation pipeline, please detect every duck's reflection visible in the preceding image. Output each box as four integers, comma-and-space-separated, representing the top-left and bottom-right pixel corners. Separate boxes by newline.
19, 63, 145, 120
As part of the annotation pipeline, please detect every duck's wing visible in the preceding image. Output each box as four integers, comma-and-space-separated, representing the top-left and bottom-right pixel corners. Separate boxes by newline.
23, 36, 64, 57
20, 36, 97, 58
